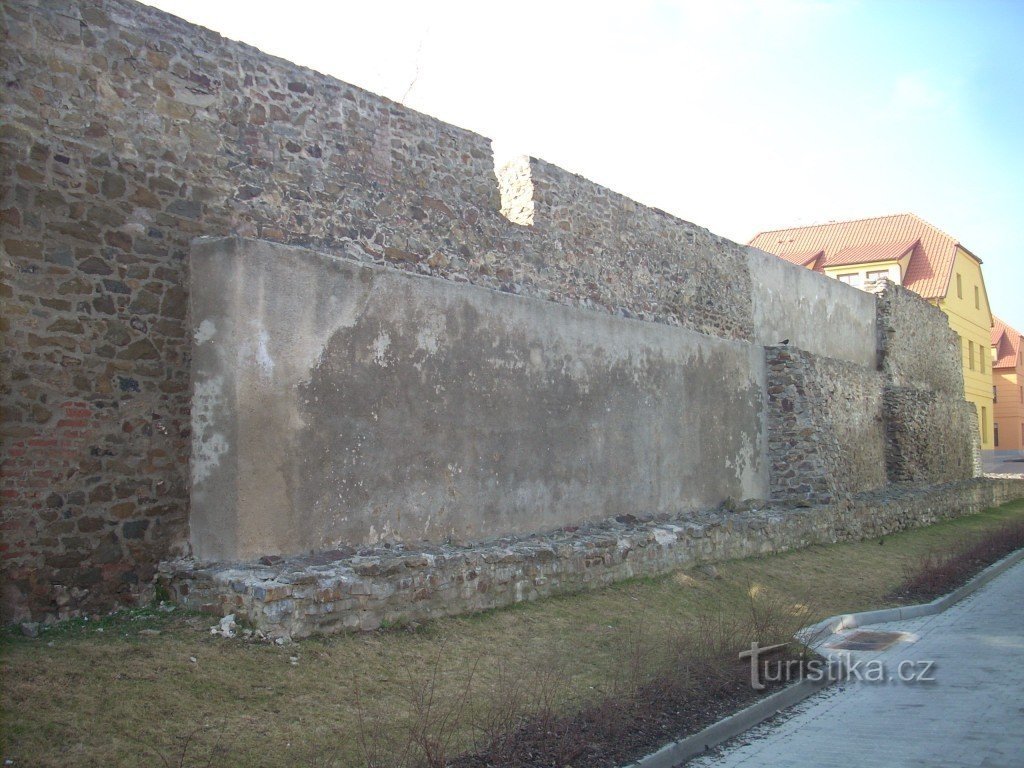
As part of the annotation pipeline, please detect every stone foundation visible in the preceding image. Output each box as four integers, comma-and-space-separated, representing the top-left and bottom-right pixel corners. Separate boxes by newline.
165, 477, 1024, 639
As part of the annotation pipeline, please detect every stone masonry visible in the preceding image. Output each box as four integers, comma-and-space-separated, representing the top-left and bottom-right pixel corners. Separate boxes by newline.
766, 347, 887, 501
876, 280, 964, 395
168, 477, 1024, 639
1, 0, 759, 621
876, 282, 979, 483
0, 0, 997, 624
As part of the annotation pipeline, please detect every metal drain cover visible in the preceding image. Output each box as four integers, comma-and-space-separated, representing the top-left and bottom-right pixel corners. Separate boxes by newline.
827, 630, 907, 651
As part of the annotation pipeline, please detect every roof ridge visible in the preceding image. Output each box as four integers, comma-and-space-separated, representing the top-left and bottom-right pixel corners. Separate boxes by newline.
750, 212, 922, 239
751, 213, 965, 251
748, 212, 979, 302
991, 314, 1023, 367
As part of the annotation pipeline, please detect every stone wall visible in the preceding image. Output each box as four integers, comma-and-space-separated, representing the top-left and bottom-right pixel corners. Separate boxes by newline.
875, 282, 978, 484
876, 282, 964, 395
505, 157, 755, 341
884, 389, 978, 484
748, 247, 878, 369
0, 0, 985, 622
167, 477, 1024, 639
0, 0, 775, 620
766, 347, 887, 500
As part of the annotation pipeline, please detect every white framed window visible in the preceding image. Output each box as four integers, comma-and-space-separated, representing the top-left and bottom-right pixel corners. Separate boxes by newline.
837, 272, 862, 288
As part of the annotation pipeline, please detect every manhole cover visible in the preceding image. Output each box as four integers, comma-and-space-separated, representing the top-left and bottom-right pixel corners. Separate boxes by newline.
826, 630, 907, 651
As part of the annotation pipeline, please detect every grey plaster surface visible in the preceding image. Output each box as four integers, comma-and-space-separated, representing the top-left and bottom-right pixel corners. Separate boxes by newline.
690, 560, 1024, 768
746, 247, 878, 369
189, 238, 768, 562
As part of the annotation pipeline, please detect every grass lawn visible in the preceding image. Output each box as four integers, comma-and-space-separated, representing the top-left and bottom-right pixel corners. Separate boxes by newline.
4, 499, 1024, 767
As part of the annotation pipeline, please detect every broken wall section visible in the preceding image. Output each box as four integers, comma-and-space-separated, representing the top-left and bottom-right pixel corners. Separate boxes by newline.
498, 157, 756, 341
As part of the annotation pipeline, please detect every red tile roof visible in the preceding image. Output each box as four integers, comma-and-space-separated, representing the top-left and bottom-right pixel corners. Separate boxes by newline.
775, 249, 825, 268
748, 213, 977, 300
823, 238, 918, 269
992, 315, 1023, 370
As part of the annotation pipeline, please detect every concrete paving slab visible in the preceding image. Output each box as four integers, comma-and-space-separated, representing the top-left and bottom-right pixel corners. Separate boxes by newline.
689, 560, 1024, 768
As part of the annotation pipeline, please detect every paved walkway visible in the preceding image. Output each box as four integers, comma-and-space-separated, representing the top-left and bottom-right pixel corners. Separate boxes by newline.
690, 560, 1024, 768
982, 452, 1024, 475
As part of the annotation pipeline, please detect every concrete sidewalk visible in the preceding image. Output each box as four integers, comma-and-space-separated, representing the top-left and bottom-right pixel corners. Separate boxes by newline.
982, 451, 1024, 476
690, 560, 1024, 768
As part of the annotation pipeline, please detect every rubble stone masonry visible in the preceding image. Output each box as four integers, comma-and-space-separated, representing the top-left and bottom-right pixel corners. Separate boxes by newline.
876, 283, 979, 483
0, 0, 754, 620
1, 0, 1016, 625
766, 347, 887, 500
169, 478, 1024, 639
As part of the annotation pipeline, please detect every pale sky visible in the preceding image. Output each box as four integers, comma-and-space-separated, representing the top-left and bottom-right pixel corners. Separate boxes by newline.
145, 0, 1023, 331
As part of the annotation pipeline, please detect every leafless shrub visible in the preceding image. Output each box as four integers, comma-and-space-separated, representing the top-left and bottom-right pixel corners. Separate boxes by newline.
468, 659, 528, 762
896, 520, 1024, 602
404, 651, 479, 768
130, 724, 227, 768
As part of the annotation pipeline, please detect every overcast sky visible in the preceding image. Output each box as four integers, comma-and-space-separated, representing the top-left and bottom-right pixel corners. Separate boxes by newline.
145, 0, 1024, 332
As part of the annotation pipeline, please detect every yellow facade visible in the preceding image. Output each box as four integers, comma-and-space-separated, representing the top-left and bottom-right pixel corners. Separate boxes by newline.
821, 247, 994, 450
822, 258, 906, 290
932, 248, 994, 450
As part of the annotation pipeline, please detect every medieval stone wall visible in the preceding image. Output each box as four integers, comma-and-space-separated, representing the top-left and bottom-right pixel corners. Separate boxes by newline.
0, 0, 987, 622
170, 477, 1024, 639
766, 347, 887, 500
1, 0, 780, 620
884, 389, 978, 484
876, 282, 964, 395
876, 283, 978, 484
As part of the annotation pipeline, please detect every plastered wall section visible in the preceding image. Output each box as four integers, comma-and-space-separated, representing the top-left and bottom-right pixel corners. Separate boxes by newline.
190, 238, 768, 563
747, 247, 878, 369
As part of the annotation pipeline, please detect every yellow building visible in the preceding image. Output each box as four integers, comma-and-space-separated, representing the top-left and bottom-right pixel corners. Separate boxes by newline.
749, 213, 995, 450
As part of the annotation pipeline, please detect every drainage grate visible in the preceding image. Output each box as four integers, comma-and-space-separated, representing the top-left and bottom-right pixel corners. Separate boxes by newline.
826, 630, 907, 651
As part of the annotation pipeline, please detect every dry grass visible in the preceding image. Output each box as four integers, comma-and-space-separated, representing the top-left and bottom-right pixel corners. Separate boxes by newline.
3, 499, 1023, 767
